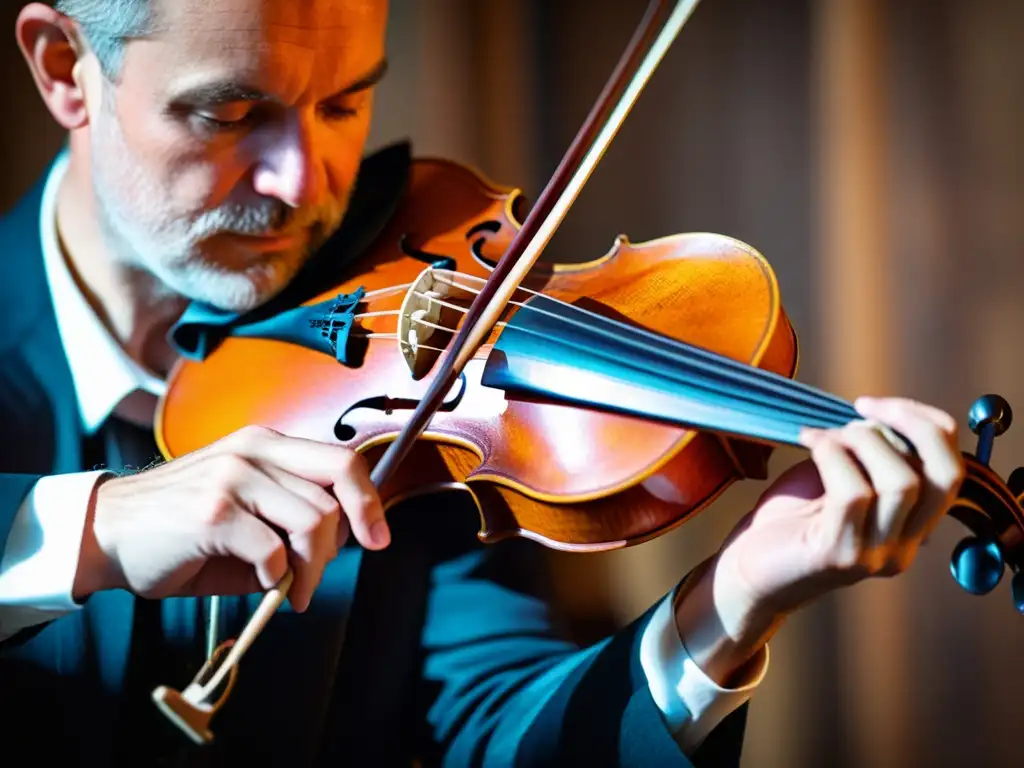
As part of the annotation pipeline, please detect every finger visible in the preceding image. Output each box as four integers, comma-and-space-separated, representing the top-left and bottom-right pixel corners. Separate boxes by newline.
855, 396, 958, 443
330, 451, 389, 549
224, 460, 335, 610
805, 432, 875, 566
207, 510, 289, 592
259, 464, 342, 520
835, 422, 921, 548
257, 464, 345, 605
250, 459, 351, 549
229, 426, 389, 551
259, 463, 344, 554
854, 399, 965, 541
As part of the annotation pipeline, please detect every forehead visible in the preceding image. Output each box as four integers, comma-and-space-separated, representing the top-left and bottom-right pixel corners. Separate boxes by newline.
132, 0, 387, 95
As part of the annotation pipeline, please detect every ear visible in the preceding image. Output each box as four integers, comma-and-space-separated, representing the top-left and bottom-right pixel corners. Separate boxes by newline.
15, 3, 93, 131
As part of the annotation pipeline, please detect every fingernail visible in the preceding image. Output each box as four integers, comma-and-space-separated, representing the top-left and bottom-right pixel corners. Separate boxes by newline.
370, 520, 391, 548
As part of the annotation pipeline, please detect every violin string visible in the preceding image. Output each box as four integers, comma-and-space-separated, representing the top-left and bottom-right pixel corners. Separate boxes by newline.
437, 269, 855, 413
474, 315, 848, 431
361, 283, 414, 300
352, 275, 851, 430
345, 323, 846, 438
409, 290, 527, 317
421, 270, 856, 423
399, 338, 449, 354
388, 308, 846, 433
348, 318, 841, 437
346, 328, 451, 355
427, 270, 834, 408
358, 274, 849, 428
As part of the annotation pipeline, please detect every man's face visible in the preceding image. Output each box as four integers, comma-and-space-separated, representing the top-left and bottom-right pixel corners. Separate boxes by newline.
79, 0, 388, 311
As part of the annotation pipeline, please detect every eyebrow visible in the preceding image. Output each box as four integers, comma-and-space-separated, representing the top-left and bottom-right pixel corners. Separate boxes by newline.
170, 57, 389, 107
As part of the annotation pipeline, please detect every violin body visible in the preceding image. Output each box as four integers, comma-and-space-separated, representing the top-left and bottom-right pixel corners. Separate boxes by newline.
156, 157, 800, 551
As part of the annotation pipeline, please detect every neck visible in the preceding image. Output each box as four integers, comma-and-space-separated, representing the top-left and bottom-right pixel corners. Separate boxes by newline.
55, 151, 187, 377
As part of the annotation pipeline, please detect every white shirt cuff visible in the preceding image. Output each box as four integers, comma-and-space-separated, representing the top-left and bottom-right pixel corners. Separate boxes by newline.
0, 471, 108, 641
640, 587, 769, 753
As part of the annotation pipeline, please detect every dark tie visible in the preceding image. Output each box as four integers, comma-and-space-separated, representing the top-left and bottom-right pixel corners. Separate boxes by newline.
86, 416, 220, 766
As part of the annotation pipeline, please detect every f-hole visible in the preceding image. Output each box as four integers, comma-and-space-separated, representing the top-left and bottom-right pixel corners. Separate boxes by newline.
399, 234, 456, 271
334, 373, 468, 442
467, 221, 501, 267
398, 222, 505, 271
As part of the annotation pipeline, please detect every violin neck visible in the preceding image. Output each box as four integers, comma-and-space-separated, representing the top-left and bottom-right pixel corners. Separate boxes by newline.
479, 294, 861, 448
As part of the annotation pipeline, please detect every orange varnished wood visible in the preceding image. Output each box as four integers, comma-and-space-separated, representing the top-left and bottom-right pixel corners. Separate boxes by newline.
156, 158, 798, 551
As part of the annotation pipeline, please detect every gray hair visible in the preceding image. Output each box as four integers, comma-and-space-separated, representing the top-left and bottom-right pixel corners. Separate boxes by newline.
54, 0, 154, 80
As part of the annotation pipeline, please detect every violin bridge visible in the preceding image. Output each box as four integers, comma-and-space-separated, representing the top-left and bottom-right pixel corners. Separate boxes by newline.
398, 266, 457, 378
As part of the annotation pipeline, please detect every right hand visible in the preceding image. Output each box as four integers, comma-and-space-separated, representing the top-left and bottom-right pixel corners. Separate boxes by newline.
75, 425, 388, 611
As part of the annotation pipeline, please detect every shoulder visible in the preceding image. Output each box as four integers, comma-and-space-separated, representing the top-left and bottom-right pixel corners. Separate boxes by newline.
0, 168, 53, 354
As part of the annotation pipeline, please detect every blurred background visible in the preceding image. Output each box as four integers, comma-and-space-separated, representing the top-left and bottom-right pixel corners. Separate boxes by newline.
4, 0, 1024, 765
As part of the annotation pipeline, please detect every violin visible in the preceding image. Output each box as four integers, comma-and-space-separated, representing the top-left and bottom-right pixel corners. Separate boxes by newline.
149, 0, 1024, 744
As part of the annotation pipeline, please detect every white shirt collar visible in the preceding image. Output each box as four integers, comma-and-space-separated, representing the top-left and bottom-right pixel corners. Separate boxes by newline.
39, 151, 167, 435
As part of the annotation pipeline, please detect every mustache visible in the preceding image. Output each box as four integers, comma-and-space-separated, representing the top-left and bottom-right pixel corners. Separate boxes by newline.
190, 199, 343, 239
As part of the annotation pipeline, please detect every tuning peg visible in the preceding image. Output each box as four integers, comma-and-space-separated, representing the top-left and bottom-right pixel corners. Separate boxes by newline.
950, 535, 1005, 595
968, 394, 1012, 466
1012, 572, 1024, 614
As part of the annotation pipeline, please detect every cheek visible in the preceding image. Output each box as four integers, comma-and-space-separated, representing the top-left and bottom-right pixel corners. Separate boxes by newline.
115, 101, 250, 213
325, 108, 375, 197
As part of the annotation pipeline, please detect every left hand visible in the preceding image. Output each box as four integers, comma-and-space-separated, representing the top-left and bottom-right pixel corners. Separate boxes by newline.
674, 396, 966, 683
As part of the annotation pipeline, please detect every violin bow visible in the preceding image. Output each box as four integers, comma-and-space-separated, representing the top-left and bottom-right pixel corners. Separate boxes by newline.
152, 0, 704, 743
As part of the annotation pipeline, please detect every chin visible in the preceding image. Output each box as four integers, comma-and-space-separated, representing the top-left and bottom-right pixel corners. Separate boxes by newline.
166, 256, 300, 312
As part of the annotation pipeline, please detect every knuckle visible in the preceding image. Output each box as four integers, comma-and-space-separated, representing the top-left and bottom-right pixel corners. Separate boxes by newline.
883, 473, 921, 503
840, 485, 875, 513
293, 514, 321, 539
337, 448, 368, 475
256, 535, 286, 567
829, 545, 862, 571
813, 432, 841, 451
210, 453, 251, 488
312, 487, 342, 516
199, 493, 235, 527
945, 461, 967, 491
845, 421, 875, 440
234, 423, 277, 445
818, 530, 865, 571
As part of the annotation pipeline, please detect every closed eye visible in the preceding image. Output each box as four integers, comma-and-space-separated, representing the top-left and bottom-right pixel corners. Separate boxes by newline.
319, 102, 360, 120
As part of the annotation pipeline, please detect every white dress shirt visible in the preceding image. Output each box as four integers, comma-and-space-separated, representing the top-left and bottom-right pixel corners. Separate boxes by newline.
0, 150, 768, 753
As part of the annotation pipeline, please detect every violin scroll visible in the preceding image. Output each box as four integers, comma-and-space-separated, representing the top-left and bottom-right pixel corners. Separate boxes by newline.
948, 394, 1024, 612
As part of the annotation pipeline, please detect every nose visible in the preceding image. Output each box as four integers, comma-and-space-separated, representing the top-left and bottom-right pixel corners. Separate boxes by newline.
251, 112, 326, 210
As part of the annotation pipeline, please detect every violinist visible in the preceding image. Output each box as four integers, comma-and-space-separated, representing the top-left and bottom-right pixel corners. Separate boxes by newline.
0, 1, 966, 766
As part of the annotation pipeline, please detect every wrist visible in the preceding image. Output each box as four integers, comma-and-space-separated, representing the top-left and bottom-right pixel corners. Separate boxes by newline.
72, 474, 125, 600
673, 554, 783, 686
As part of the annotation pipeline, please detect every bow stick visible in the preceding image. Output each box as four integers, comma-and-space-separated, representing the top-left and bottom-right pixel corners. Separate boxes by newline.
152, 0, 704, 743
